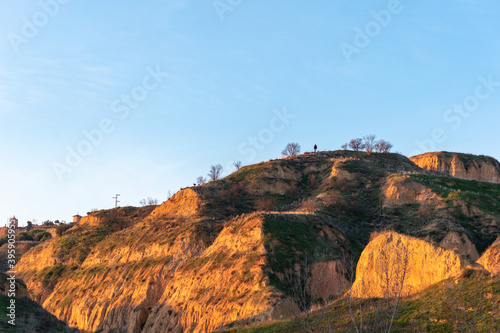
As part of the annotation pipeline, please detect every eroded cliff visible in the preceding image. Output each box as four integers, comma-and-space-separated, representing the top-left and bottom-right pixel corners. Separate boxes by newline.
0, 272, 78, 332
350, 231, 472, 298
382, 174, 443, 208
410, 152, 500, 183
477, 240, 500, 275
14, 150, 500, 332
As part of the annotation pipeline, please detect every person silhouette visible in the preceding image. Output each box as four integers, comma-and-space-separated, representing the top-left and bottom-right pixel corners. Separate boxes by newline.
314, 144, 317, 153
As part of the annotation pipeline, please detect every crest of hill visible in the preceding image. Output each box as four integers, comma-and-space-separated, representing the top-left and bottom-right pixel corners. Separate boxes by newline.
410, 151, 500, 183
150, 150, 421, 222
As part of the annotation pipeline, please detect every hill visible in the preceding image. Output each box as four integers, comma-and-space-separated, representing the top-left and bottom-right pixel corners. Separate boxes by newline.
14, 150, 500, 332
0, 272, 78, 333
410, 151, 500, 183
222, 269, 500, 333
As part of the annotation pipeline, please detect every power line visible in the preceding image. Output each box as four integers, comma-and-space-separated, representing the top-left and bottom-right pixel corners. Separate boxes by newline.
112, 194, 121, 208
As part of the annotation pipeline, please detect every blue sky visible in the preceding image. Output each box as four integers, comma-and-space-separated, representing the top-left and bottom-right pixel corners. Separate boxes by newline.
0, 0, 499, 226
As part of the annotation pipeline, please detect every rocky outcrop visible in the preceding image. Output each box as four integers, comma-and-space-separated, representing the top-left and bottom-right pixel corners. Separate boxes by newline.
244, 164, 301, 195
0, 273, 78, 332
150, 188, 202, 219
410, 152, 500, 183
330, 159, 356, 180
0, 242, 40, 272
17, 217, 208, 333
477, 240, 500, 275
0, 272, 30, 298
310, 260, 350, 299
77, 215, 100, 227
350, 231, 472, 298
439, 232, 480, 261
144, 214, 277, 333
382, 174, 442, 208
17, 212, 292, 333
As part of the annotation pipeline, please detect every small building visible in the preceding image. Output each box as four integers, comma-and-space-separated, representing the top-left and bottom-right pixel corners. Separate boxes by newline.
73, 215, 82, 223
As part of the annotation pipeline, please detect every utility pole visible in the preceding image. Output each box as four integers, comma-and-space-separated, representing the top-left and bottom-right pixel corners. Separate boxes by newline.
113, 194, 121, 208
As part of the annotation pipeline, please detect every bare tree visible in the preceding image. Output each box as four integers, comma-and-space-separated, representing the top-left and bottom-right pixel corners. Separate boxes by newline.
345, 240, 409, 333
208, 164, 223, 181
374, 140, 393, 153
363, 135, 376, 154
282, 143, 301, 157
300, 199, 317, 214
348, 138, 365, 151
282, 253, 329, 333
139, 197, 159, 206
166, 190, 173, 200
196, 176, 207, 186
233, 160, 242, 170
446, 275, 500, 332
341, 143, 348, 150
281, 251, 352, 333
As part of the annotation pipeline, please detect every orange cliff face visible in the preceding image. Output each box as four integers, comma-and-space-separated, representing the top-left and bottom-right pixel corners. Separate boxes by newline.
349, 231, 475, 298
13, 183, 333, 333
381, 174, 444, 209
12, 151, 500, 332
410, 152, 500, 184
16, 208, 347, 333
477, 237, 500, 275
15, 192, 351, 333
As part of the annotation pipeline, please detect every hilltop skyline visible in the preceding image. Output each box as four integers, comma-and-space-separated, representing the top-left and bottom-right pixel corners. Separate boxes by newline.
1, 1, 499, 225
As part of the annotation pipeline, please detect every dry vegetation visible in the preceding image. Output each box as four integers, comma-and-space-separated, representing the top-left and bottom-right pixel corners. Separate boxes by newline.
14, 150, 500, 332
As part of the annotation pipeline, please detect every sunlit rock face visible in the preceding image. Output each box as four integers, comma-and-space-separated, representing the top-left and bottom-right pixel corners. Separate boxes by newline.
150, 188, 202, 219
382, 174, 443, 208
350, 231, 472, 298
410, 152, 500, 184
439, 231, 480, 261
15, 211, 290, 333
13, 150, 500, 332
477, 238, 500, 275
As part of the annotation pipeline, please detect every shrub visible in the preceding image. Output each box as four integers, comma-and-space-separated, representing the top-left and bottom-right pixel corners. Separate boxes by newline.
208, 164, 224, 181
255, 198, 277, 211
196, 176, 207, 186
282, 143, 301, 157
219, 182, 247, 212
348, 138, 364, 151
320, 176, 348, 192
139, 197, 159, 206
287, 180, 300, 201
323, 191, 344, 208
374, 139, 393, 153
364, 134, 376, 154
0, 235, 8, 246
56, 224, 73, 237
17, 232, 31, 241
28, 229, 52, 242
308, 174, 318, 188
300, 199, 317, 213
